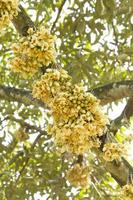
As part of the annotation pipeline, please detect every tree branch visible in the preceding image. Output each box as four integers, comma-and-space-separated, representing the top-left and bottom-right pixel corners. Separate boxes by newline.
0, 118, 47, 178
98, 98, 133, 186
6, 115, 45, 134
111, 97, 133, 131
0, 80, 133, 108
93, 80, 133, 105
12, 4, 35, 36
98, 139, 133, 187
16, 132, 44, 182
0, 85, 45, 108
51, 0, 67, 32
103, 157, 132, 186
122, 97, 133, 119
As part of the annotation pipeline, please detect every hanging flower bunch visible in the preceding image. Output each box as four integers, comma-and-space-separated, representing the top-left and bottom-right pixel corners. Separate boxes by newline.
121, 185, 133, 200
0, 0, 19, 28
11, 27, 56, 77
102, 142, 126, 161
32, 68, 71, 105
32, 68, 108, 154
66, 164, 90, 188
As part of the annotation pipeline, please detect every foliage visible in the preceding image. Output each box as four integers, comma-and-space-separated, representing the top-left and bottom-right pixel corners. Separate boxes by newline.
0, 0, 133, 199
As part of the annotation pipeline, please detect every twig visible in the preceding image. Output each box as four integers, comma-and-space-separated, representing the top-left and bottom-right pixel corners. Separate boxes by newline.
3, 115, 45, 134
51, 0, 67, 32
16, 131, 45, 182
0, 116, 10, 124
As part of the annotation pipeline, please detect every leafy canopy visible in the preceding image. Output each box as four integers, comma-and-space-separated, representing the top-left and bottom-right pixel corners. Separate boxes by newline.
0, 0, 133, 199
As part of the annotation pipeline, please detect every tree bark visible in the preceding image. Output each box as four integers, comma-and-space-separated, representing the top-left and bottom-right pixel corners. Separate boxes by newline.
12, 5, 35, 36
93, 80, 133, 105
0, 85, 45, 108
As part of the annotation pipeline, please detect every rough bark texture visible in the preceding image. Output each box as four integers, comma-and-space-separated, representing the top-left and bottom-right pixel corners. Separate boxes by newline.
111, 97, 133, 131
12, 5, 35, 36
103, 158, 132, 186
0, 85, 45, 108
93, 80, 133, 105
10, 4, 133, 187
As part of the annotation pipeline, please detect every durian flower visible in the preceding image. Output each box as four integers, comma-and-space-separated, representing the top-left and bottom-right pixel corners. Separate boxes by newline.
66, 164, 90, 188
121, 185, 133, 200
0, 0, 19, 28
10, 27, 56, 77
33, 68, 109, 154
102, 143, 126, 161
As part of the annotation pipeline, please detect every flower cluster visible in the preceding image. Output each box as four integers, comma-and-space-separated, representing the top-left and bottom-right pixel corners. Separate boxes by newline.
32, 68, 71, 105
66, 164, 90, 188
0, 0, 19, 28
33, 69, 108, 154
121, 185, 133, 200
102, 143, 126, 161
15, 129, 29, 142
11, 27, 56, 77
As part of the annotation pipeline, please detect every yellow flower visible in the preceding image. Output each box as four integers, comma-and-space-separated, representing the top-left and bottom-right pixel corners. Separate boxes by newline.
32, 69, 71, 104
103, 143, 126, 161
66, 164, 90, 188
11, 55, 41, 78
33, 68, 108, 154
121, 185, 133, 200
0, 0, 19, 28
10, 27, 56, 77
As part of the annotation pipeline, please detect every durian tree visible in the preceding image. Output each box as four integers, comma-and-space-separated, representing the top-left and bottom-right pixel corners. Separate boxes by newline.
0, 0, 133, 199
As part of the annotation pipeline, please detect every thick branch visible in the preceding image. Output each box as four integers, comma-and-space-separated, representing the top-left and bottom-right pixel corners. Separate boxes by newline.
98, 140, 133, 187
122, 97, 133, 119
12, 5, 35, 36
0, 85, 45, 108
93, 80, 133, 105
103, 157, 133, 186
0, 80, 133, 107
111, 97, 133, 131
98, 98, 133, 186
98, 99, 133, 186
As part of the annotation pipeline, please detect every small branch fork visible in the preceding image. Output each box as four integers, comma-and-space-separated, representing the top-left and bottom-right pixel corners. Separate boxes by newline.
0, 119, 47, 180
7, 115, 45, 134
16, 131, 45, 183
